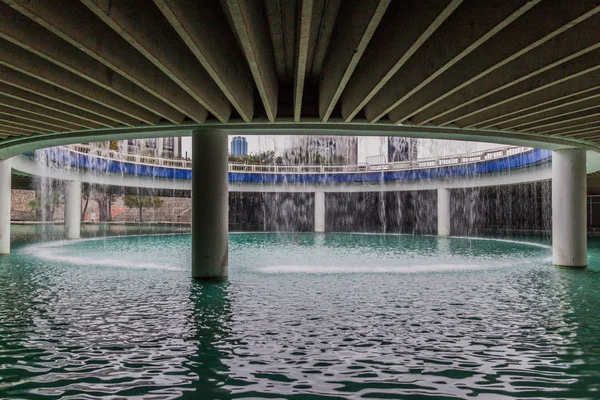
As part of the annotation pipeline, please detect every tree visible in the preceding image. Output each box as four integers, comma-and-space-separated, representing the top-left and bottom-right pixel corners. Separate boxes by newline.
229, 150, 276, 164
123, 195, 164, 223
29, 197, 41, 221
94, 193, 115, 222
29, 191, 61, 221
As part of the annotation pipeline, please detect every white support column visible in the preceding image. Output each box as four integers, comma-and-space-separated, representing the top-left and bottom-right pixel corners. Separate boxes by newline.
437, 188, 451, 236
192, 130, 228, 280
553, 149, 587, 268
314, 191, 325, 233
0, 158, 11, 255
64, 179, 82, 240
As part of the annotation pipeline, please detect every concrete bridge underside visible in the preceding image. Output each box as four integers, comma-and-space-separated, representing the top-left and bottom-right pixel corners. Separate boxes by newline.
0, 1, 598, 156
0, 0, 599, 277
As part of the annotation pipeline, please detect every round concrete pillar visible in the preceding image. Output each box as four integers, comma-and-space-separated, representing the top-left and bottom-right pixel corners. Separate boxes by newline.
64, 180, 82, 240
314, 191, 325, 233
437, 188, 451, 236
192, 130, 228, 280
0, 159, 11, 255
552, 149, 587, 268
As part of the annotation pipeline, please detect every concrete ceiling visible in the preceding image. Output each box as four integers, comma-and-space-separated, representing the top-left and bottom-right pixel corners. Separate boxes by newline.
0, 0, 600, 155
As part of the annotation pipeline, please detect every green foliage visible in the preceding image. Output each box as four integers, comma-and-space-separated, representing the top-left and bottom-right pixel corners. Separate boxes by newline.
228, 149, 346, 165
281, 149, 346, 165
29, 192, 61, 221
229, 150, 276, 164
28, 197, 41, 212
123, 195, 164, 210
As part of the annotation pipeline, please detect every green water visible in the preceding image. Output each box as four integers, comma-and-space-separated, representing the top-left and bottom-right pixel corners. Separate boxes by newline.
1, 233, 600, 399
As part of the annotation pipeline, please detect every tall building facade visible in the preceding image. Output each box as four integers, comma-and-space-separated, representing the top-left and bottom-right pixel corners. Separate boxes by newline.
85, 138, 182, 158
231, 136, 248, 156
387, 137, 417, 162
280, 136, 358, 165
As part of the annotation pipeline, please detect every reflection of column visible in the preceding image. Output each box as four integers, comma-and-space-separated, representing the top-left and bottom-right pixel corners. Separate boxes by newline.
0, 158, 11, 254
190, 282, 232, 396
437, 188, 450, 236
314, 191, 325, 233
192, 130, 228, 280
552, 149, 586, 268
64, 180, 82, 240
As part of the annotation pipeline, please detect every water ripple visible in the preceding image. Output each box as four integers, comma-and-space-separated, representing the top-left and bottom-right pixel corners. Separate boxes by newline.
0, 233, 599, 398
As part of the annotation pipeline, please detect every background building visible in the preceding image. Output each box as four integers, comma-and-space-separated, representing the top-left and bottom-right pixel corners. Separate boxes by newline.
280, 136, 358, 165
231, 136, 248, 156
388, 137, 418, 162
89, 138, 182, 158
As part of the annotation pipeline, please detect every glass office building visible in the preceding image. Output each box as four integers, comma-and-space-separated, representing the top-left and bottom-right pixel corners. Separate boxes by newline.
231, 136, 248, 156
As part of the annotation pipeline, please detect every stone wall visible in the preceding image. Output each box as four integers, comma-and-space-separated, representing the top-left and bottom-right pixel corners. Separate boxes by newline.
11, 189, 36, 221
11, 189, 191, 223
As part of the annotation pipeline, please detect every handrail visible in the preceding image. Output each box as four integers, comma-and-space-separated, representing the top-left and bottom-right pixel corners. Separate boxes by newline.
59, 144, 533, 174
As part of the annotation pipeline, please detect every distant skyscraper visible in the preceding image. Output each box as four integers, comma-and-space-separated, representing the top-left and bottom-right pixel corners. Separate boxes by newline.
388, 137, 417, 162
281, 136, 358, 164
231, 136, 248, 156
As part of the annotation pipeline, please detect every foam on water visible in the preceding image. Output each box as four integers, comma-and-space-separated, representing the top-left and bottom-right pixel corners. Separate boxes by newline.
258, 262, 512, 274
22, 240, 185, 271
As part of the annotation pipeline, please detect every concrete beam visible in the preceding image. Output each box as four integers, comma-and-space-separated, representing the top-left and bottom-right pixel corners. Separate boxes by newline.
222, 0, 279, 122
0, 3, 184, 125
0, 103, 81, 131
509, 101, 600, 131
343, 0, 463, 122
564, 126, 600, 138
319, 0, 390, 121
386, 1, 600, 125
375, 0, 539, 123
83, 0, 227, 123
0, 67, 137, 127
0, 115, 55, 133
533, 114, 600, 134
0, 128, 23, 137
7, 0, 207, 123
461, 72, 600, 128
486, 88, 600, 130
0, 121, 35, 136
409, 15, 600, 126
306, 0, 341, 77
0, 39, 158, 124
155, 0, 254, 122
422, 46, 600, 127
265, 0, 297, 81
342, 0, 463, 122
294, 0, 313, 121
0, 85, 103, 129
535, 116, 600, 135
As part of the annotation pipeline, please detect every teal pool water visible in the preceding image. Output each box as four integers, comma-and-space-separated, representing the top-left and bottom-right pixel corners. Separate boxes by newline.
1, 233, 600, 399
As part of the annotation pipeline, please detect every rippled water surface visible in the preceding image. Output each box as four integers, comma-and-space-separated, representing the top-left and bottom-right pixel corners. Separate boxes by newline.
2, 233, 600, 399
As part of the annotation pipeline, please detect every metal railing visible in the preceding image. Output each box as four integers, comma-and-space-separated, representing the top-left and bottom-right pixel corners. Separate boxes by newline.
62, 144, 532, 174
